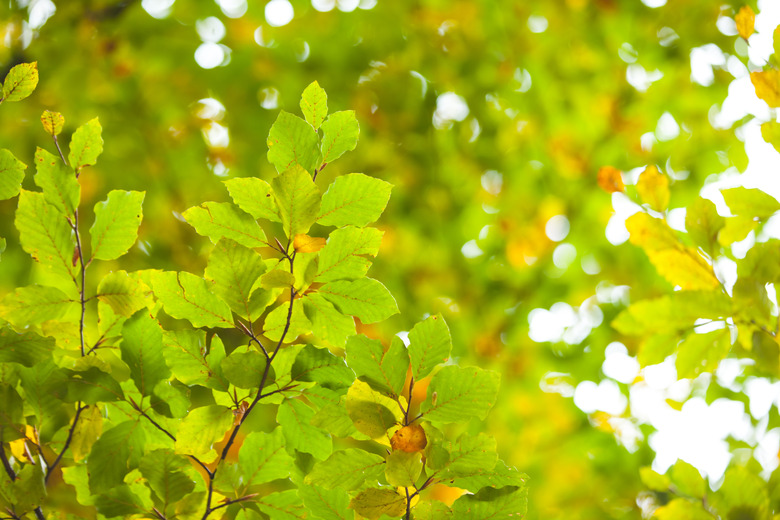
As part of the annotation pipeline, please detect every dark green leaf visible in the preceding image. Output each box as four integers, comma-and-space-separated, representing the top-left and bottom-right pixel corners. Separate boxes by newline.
120, 311, 170, 396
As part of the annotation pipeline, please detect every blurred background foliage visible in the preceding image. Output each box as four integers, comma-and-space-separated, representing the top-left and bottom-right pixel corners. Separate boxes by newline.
0, 0, 773, 518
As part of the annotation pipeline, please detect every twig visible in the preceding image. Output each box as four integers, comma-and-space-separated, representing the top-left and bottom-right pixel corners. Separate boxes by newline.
209, 494, 258, 513
45, 403, 86, 484
201, 251, 297, 519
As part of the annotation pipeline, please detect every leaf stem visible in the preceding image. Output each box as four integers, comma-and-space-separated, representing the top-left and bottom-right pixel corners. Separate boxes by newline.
201, 250, 297, 519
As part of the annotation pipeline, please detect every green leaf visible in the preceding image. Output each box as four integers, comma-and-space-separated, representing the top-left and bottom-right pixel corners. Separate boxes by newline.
89, 190, 144, 261
162, 330, 228, 389
152, 271, 234, 328
120, 311, 170, 396
719, 215, 758, 246
17, 361, 68, 436
298, 484, 354, 520
319, 278, 398, 324
1, 62, 38, 102
385, 450, 422, 487
174, 405, 233, 460
722, 187, 780, 219
345, 334, 408, 396
204, 238, 267, 321
420, 366, 500, 423
257, 490, 309, 520
0, 329, 54, 367
68, 117, 103, 171
33, 147, 79, 216
224, 177, 281, 222
346, 379, 402, 438
261, 269, 295, 289
64, 367, 125, 404
442, 433, 498, 477
318, 173, 392, 228
612, 291, 731, 336
714, 466, 770, 514
320, 111, 359, 164
267, 110, 321, 173
272, 164, 321, 238
151, 380, 191, 418
408, 314, 451, 380
183, 201, 267, 248
311, 394, 359, 438
413, 501, 453, 520
301, 81, 328, 130
0, 149, 26, 200
316, 226, 383, 282
305, 448, 385, 490
239, 428, 294, 486
653, 498, 712, 520
349, 488, 405, 520
675, 328, 731, 379
291, 344, 355, 389
670, 459, 706, 498
303, 293, 357, 348
685, 197, 724, 254
263, 299, 311, 343
12, 465, 46, 515
15, 190, 77, 283
221, 349, 271, 389
0, 384, 24, 441
444, 461, 529, 493
277, 398, 332, 459
640, 466, 671, 492
0, 284, 77, 327
96, 270, 149, 318
93, 484, 148, 518
761, 121, 780, 153
87, 420, 146, 493
451, 486, 528, 520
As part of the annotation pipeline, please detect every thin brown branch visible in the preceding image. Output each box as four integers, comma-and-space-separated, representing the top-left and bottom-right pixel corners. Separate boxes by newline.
45, 403, 86, 484
202, 251, 297, 519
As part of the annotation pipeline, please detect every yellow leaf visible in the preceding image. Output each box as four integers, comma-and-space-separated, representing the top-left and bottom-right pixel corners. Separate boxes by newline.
597, 165, 624, 193
646, 248, 719, 290
293, 233, 327, 253
751, 70, 780, 108
636, 165, 669, 212
40, 110, 65, 137
70, 405, 103, 462
626, 213, 679, 252
735, 6, 755, 39
9, 425, 37, 464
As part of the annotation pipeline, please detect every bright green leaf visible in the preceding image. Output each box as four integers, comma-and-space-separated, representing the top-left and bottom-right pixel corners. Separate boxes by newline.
316, 226, 383, 282
68, 118, 103, 171
298, 483, 353, 520
152, 271, 234, 328
0, 284, 77, 327
320, 111, 359, 164
204, 238, 267, 321
420, 366, 500, 423
272, 164, 321, 238
1, 62, 38, 102
240, 428, 295, 486
277, 398, 332, 459
676, 328, 731, 379
256, 490, 309, 520
0, 149, 26, 200
408, 314, 451, 380
120, 311, 170, 396
96, 270, 149, 317
345, 334, 408, 396
263, 299, 311, 342
267, 110, 321, 173
722, 187, 780, 219
291, 344, 354, 388
385, 450, 422, 487
224, 177, 282, 222
174, 405, 233, 461
183, 201, 267, 248
685, 197, 724, 254
319, 278, 398, 324
305, 448, 385, 490
90, 190, 144, 261
318, 173, 392, 228
301, 81, 328, 130
303, 292, 357, 348
451, 485, 528, 520
33, 147, 79, 216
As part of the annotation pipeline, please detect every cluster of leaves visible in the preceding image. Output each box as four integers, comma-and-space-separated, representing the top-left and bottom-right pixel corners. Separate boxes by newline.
0, 74, 527, 519
600, 10, 780, 520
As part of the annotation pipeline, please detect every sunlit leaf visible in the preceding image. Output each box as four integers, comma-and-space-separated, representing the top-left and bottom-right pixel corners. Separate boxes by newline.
183, 201, 267, 248
750, 70, 780, 108
320, 111, 359, 164
272, 164, 321, 238
0, 149, 27, 200
318, 173, 392, 228
636, 164, 669, 212
349, 488, 405, 520
301, 81, 328, 130
420, 366, 500, 423
306, 449, 385, 490
735, 6, 755, 39
40, 110, 64, 136
1, 62, 38, 102
267, 110, 321, 173
68, 118, 103, 171
90, 190, 144, 261
319, 278, 398, 324
408, 313, 451, 380
597, 165, 624, 194
151, 271, 234, 328
224, 176, 282, 222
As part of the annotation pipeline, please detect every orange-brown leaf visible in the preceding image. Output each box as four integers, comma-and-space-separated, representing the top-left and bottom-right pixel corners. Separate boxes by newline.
597, 166, 624, 194
751, 70, 780, 108
735, 6, 755, 40
390, 424, 427, 453
293, 233, 327, 253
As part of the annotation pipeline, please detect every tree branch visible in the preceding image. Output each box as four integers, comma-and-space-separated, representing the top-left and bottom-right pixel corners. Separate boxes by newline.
45, 403, 86, 484
201, 251, 298, 519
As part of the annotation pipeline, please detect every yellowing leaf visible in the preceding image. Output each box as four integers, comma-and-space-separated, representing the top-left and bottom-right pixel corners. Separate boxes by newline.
597, 166, 624, 193
625, 213, 679, 251
2, 62, 38, 102
760, 121, 780, 153
636, 165, 669, 212
293, 233, 327, 253
735, 6, 755, 39
751, 70, 780, 108
9, 425, 37, 463
40, 110, 65, 136
646, 248, 719, 290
